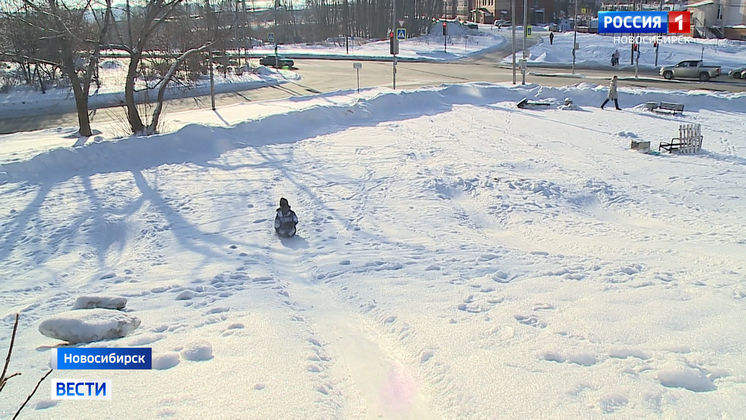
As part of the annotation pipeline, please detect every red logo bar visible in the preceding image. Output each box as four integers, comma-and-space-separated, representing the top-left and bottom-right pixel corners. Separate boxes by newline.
668, 11, 690, 34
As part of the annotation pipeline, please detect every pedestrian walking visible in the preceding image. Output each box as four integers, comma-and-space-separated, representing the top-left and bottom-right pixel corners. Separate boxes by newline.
601, 76, 621, 110
549, 32, 554, 45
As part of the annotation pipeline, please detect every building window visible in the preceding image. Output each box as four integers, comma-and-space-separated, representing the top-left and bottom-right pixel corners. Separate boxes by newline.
717, 4, 722, 20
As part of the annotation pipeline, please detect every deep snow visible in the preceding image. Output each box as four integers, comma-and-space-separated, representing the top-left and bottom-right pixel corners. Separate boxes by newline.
1, 82, 745, 418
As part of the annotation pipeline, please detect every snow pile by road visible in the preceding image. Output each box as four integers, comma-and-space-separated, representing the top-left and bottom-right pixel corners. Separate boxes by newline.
251, 21, 506, 61
1, 82, 745, 418
0, 63, 298, 119
504, 31, 746, 72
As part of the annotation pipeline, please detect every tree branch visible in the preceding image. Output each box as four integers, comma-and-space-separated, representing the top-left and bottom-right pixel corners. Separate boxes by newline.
12, 369, 53, 420
139, 0, 183, 51
0, 313, 20, 394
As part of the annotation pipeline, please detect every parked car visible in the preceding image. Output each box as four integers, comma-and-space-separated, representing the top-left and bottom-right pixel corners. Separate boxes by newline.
465, 22, 479, 29
728, 65, 746, 78
259, 55, 294, 68
495, 20, 511, 28
660, 60, 721, 81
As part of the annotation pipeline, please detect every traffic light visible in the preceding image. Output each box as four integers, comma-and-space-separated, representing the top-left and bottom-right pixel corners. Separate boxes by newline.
442, 21, 447, 36
389, 31, 398, 55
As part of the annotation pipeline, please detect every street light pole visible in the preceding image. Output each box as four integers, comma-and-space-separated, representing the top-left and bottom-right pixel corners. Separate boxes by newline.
522, 0, 527, 85
512, 0, 516, 84
572, 0, 578, 74
392, 0, 396, 89
344, 0, 349, 54
655, 0, 663, 67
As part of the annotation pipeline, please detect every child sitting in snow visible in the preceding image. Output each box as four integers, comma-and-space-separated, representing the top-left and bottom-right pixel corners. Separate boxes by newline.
274, 197, 298, 238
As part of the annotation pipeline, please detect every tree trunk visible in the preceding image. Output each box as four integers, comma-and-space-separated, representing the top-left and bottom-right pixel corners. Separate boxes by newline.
124, 51, 145, 134
147, 45, 211, 135
59, 55, 93, 137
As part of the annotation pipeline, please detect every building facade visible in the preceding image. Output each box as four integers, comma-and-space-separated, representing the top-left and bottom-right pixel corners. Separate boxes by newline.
688, 0, 746, 40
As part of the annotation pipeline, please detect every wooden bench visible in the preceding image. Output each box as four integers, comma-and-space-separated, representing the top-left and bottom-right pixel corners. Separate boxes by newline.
652, 102, 685, 115
659, 123, 702, 153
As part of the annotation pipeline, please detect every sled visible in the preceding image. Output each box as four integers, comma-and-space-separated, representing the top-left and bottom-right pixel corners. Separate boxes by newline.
517, 98, 551, 109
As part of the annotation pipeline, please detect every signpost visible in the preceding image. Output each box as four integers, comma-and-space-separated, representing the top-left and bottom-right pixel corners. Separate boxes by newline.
353, 62, 362, 93
267, 32, 274, 43
442, 21, 447, 53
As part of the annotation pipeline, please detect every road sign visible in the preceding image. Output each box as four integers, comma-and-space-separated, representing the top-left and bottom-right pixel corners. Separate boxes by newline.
527, 26, 532, 36
398, 19, 405, 27
353, 62, 362, 69
581, 8, 587, 14
396, 28, 406, 40
267, 32, 275, 43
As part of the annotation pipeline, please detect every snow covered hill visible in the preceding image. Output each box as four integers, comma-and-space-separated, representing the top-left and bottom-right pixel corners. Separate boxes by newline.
1, 83, 745, 418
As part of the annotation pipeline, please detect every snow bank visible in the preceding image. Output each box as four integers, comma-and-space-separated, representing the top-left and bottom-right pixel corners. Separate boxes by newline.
505, 32, 746, 72
2, 82, 745, 185
38, 309, 141, 344
72, 295, 127, 310
0, 65, 295, 119
249, 22, 505, 62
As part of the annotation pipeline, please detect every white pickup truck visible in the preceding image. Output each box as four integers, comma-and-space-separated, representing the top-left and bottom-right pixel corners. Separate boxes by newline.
660, 60, 721, 81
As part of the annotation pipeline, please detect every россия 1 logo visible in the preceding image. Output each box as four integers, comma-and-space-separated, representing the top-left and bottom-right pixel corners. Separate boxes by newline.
598, 11, 690, 34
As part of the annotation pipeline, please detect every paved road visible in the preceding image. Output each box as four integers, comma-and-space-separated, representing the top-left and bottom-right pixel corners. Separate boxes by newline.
1, 52, 745, 134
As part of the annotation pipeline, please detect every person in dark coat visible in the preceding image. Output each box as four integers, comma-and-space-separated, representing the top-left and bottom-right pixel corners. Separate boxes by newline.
549, 32, 554, 45
274, 197, 298, 238
601, 75, 621, 110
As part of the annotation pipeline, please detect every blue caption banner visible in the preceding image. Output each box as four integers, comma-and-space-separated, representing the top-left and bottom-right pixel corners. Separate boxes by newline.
598, 11, 669, 34
52, 348, 152, 370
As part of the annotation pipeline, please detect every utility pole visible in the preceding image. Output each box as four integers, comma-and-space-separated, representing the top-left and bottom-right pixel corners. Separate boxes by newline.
126, 0, 132, 45
242, 0, 248, 68
235, 0, 239, 62
572, 0, 578, 74
392, 0, 396, 89
522, 0, 527, 85
344, 0, 349, 54
207, 0, 215, 110
512, 0, 516, 84
655, 0, 663, 67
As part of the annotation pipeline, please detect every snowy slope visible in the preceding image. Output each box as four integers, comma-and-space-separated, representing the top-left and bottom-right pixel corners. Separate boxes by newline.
1, 83, 745, 419
504, 32, 746, 72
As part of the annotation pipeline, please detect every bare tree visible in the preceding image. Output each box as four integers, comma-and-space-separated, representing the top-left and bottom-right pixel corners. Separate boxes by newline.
103, 0, 212, 135
2, 0, 112, 136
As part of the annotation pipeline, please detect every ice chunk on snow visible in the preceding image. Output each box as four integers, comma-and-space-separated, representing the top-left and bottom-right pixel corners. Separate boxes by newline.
72, 295, 127, 310
38, 309, 141, 344
657, 367, 716, 392
180, 340, 213, 361
152, 353, 181, 370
